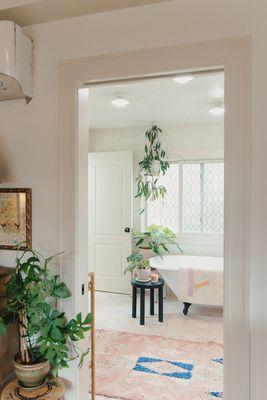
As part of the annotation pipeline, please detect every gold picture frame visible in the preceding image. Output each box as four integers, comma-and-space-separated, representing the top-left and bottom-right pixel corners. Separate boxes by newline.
0, 188, 32, 250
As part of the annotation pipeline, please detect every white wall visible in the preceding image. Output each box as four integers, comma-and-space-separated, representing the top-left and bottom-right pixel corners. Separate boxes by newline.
90, 123, 224, 256
0, 0, 265, 398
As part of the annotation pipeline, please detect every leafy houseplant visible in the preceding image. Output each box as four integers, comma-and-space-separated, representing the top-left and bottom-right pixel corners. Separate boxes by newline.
136, 124, 170, 210
0, 248, 91, 388
133, 224, 183, 257
124, 252, 150, 281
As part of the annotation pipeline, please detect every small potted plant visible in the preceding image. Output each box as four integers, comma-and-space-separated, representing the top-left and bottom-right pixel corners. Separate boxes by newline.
124, 252, 150, 282
0, 247, 91, 388
133, 224, 183, 258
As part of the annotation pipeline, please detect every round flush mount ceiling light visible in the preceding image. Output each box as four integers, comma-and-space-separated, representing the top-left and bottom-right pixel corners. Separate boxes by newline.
111, 93, 129, 108
209, 101, 225, 116
172, 75, 194, 84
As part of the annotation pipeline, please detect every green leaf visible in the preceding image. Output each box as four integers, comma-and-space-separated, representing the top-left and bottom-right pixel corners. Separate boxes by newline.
46, 345, 55, 363
60, 360, 69, 368
39, 342, 47, 354
78, 348, 90, 369
83, 313, 91, 324
27, 256, 40, 265
76, 312, 82, 323
51, 326, 62, 340
135, 238, 144, 247
161, 243, 169, 252
0, 318, 7, 336
74, 329, 85, 339
52, 282, 71, 298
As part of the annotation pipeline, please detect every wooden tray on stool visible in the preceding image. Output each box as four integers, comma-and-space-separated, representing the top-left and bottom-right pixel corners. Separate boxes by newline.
1, 378, 65, 400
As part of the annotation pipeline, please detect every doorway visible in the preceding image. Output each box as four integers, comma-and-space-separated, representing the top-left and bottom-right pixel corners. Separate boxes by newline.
88, 151, 133, 294
86, 71, 224, 399
59, 39, 250, 400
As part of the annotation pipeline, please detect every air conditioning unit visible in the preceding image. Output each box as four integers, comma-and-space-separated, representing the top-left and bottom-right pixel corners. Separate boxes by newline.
0, 21, 32, 103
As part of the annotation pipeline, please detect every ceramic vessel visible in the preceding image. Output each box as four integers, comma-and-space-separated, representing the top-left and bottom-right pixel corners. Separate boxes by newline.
138, 247, 153, 259
136, 267, 151, 281
13, 355, 50, 388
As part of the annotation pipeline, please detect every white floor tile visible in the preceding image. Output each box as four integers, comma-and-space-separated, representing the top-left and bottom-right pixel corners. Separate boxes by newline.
95, 291, 223, 343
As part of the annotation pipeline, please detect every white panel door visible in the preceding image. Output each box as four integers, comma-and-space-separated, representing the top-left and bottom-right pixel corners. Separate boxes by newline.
88, 151, 133, 294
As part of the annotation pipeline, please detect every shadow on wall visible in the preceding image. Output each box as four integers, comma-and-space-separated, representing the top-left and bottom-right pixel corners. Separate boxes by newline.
0, 138, 16, 183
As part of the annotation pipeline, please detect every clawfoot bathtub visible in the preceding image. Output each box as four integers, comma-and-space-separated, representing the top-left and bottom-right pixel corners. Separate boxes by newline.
149, 255, 223, 315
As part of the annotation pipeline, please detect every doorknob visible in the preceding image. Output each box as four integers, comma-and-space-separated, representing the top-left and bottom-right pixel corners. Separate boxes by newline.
124, 227, 130, 233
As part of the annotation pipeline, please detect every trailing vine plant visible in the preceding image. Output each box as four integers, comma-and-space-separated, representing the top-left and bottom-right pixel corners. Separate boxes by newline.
135, 124, 170, 212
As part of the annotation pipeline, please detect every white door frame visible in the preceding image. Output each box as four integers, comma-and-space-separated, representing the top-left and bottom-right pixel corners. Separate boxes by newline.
58, 38, 251, 400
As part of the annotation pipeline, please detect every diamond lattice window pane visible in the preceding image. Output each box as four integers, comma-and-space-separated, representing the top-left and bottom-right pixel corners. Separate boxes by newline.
202, 162, 224, 233
182, 162, 224, 234
146, 164, 179, 232
182, 163, 202, 233
146, 161, 224, 235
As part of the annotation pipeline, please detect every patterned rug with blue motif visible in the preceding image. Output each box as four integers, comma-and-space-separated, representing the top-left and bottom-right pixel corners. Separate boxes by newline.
91, 329, 223, 400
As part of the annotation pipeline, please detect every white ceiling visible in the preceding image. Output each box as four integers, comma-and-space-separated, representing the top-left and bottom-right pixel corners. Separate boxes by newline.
89, 72, 224, 131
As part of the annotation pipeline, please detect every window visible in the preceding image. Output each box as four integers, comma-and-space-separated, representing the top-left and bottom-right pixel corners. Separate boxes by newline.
146, 161, 224, 234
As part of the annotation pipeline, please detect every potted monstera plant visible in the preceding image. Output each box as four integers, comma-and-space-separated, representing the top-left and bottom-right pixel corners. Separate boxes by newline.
0, 248, 91, 389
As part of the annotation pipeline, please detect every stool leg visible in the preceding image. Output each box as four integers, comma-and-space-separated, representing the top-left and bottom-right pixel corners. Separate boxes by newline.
132, 286, 137, 318
150, 288, 154, 315
140, 288, 145, 325
158, 286, 163, 322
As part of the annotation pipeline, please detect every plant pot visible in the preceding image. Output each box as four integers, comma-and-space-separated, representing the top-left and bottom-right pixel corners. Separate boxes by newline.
138, 247, 153, 259
150, 161, 161, 176
13, 355, 50, 388
136, 267, 151, 281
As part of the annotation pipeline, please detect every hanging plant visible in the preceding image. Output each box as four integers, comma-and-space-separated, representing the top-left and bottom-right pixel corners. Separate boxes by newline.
135, 124, 170, 209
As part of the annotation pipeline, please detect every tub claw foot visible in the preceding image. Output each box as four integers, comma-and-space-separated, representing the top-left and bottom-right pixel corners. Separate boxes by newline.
183, 302, 192, 316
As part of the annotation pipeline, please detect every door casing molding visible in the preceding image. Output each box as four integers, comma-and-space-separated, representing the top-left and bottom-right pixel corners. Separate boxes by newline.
58, 37, 251, 400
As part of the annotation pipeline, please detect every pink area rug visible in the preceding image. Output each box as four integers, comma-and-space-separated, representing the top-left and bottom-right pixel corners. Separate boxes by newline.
92, 329, 223, 400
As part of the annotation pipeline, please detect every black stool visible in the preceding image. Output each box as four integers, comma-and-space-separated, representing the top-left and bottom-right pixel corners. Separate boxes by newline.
131, 278, 164, 325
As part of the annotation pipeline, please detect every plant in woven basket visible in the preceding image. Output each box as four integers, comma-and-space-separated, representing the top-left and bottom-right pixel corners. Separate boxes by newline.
136, 124, 170, 212
0, 247, 91, 387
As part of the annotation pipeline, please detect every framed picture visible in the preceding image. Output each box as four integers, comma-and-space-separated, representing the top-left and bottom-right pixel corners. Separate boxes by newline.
0, 188, 32, 250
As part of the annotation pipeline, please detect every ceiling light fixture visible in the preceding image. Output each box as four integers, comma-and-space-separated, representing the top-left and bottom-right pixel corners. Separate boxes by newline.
209, 101, 225, 116
172, 75, 194, 84
111, 93, 129, 108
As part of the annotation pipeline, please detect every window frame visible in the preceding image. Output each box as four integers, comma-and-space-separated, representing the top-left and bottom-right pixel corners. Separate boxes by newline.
144, 158, 224, 237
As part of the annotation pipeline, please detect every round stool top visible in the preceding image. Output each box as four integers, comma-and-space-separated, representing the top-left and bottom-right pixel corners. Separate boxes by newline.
131, 278, 164, 289
1, 378, 65, 400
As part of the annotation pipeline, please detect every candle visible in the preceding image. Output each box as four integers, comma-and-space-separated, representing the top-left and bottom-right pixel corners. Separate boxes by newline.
151, 272, 159, 283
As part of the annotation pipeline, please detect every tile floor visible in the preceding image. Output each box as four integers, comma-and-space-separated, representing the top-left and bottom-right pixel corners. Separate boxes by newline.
94, 291, 223, 399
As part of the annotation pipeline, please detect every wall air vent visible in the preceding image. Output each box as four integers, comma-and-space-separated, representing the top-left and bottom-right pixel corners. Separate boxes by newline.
0, 21, 32, 103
